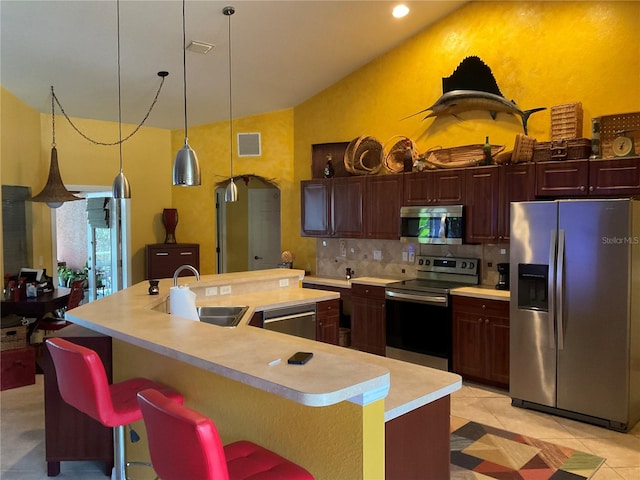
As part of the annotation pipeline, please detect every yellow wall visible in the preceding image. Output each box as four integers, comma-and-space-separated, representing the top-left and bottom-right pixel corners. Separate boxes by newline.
171, 108, 294, 275
292, 1, 640, 271
3, 1, 639, 280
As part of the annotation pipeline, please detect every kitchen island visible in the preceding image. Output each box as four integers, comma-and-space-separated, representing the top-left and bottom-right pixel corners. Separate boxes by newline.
65, 269, 460, 479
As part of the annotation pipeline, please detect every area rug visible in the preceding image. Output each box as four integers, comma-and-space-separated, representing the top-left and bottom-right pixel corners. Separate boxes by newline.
451, 416, 606, 479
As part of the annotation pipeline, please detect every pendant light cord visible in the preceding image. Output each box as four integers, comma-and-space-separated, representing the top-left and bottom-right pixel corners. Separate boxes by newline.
182, 0, 188, 141
117, 0, 123, 172
228, 7, 233, 177
50, 86, 56, 148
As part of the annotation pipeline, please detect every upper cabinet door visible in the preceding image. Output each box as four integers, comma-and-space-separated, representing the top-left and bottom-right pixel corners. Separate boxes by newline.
365, 175, 403, 239
301, 179, 331, 237
403, 169, 465, 205
498, 163, 536, 241
332, 177, 365, 238
465, 166, 499, 243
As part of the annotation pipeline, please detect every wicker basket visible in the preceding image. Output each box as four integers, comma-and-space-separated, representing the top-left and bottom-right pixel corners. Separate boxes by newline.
596, 112, 640, 159
1, 325, 27, 351
344, 136, 384, 175
383, 136, 420, 173
551, 102, 583, 141
533, 138, 592, 162
419, 144, 505, 169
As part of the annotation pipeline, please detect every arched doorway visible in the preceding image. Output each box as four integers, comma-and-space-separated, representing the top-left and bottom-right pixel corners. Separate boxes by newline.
215, 175, 281, 273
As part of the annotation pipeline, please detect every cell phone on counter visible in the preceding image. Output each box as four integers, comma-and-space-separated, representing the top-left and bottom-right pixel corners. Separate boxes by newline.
287, 352, 313, 365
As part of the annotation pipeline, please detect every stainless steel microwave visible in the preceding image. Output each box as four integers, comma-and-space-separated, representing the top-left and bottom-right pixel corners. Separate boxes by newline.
400, 205, 464, 244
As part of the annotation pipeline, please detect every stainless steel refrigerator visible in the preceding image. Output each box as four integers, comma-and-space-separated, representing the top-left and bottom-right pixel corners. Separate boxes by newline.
510, 198, 640, 432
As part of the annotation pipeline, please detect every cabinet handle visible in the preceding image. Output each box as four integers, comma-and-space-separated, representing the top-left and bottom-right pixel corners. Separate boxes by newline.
580, 185, 586, 191
589, 185, 594, 192
478, 318, 483, 323
180, 252, 193, 256
485, 318, 489, 324
155, 252, 169, 256
482, 304, 486, 310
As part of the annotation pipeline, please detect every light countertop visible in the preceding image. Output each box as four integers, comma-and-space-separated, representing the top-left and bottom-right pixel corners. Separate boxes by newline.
451, 286, 510, 301
67, 269, 460, 420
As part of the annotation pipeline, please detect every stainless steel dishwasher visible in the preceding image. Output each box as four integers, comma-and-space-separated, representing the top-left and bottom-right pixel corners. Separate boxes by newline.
262, 303, 316, 340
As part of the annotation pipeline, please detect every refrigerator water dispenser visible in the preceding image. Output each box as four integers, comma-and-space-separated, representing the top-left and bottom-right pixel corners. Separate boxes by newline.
517, 264, 548, 311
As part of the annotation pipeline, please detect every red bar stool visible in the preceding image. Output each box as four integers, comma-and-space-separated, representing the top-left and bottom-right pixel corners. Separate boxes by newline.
45, 338, 184, 480
137, 388, 315, 480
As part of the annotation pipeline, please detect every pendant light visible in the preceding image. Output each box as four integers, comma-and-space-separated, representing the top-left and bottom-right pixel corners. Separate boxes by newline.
223, 6, 237, 202
173, 0, 201, 186
112, 0, 131, 199
31, 86, 82, 208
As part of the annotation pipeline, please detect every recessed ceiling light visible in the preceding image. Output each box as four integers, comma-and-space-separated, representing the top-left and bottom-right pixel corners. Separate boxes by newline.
186, 41, 214, 55
392, 4, 410, 18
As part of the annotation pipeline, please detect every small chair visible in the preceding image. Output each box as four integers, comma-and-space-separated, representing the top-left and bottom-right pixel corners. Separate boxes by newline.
137, 388, 315, 480
38, 279, 86, 333
45, 338, 184, 480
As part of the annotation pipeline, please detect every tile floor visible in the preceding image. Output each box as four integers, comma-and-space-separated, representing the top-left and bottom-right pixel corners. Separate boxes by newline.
1, 375, 639, 479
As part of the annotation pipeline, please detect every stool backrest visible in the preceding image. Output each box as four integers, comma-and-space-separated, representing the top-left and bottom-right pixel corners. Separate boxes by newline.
45, 337, 115, 426
67, 279, 85, 310
137, 388, 230, 480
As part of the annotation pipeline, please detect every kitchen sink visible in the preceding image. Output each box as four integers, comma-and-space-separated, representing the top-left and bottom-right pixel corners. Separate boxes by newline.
196, 306, 249, 327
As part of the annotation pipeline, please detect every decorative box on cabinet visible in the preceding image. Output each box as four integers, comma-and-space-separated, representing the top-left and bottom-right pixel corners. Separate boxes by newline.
42, 325, 114, 476
1, 346, 35, 391
145, 243, 200, 280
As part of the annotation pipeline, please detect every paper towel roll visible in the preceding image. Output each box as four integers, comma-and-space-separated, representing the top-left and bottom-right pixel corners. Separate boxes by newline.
170, 286, 199, 321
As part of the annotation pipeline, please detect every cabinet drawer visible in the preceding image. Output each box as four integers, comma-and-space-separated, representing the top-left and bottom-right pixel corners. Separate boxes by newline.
351, 283, 386, 299
453, 296, 509, 317
146, 244, 200, 279
316, 299, 340, 314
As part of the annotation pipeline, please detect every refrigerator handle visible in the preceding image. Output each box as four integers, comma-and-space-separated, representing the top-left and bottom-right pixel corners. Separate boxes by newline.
548, 229, 557, 349
556, 229, 565, 350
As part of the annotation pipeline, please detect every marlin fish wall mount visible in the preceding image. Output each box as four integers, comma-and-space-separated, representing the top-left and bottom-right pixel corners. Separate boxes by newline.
406, 56, 545, 135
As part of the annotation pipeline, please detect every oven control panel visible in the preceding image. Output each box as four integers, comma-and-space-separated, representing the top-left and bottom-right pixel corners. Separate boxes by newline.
416, 255, 478, 275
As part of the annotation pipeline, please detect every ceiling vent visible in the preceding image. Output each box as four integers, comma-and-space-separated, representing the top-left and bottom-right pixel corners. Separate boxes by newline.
186, 41, 214, 55
237, 133, 261, 157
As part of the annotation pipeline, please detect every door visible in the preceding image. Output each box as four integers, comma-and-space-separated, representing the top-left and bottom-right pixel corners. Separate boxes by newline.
509, 200, 558, 407
556, 199, 630, 422
248, 188, 281, 270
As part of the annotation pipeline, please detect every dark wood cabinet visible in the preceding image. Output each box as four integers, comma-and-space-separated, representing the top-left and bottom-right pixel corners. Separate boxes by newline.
301, 178, 364, 237
316, 299, 340, 345
42, 326, 113, 476
498, 163, 536, 241
145, 243, 200, 280
1, 346, 35, 391
536, 159, 589, 197
403, 169, 465, 205
333, 177, 365, 238
452, 296, 509, 389
588, 157, 640, 196
365, 175, 402, 239
350, 283, 386, 356
465, 166, 500, 243
301, 179, 330, 236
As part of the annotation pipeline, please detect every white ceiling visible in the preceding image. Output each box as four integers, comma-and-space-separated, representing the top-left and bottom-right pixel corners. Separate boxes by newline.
1, 1, 465, 130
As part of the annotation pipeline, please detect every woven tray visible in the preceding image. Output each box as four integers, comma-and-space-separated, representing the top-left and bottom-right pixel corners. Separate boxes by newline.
344, 136, 384, 175
596, 112, 640, 159
419, 144, 505, 169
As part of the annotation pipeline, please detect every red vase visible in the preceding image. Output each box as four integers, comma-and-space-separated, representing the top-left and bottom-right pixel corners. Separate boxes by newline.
162, 208, 178, 244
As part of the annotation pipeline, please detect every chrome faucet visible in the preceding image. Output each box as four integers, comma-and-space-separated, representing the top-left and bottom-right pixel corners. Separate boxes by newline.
173, 264, 200, 286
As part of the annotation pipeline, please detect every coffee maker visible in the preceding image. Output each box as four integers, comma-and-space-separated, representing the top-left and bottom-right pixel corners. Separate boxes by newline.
496, 263, 510, 290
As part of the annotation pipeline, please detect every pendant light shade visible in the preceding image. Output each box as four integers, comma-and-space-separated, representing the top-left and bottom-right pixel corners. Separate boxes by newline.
224, 177, 238, 202
173, 0, 201, 186
224, 6, 237, 202
31, 86, 81, 208
173, 141, 201, 186
112, 170, 131, 199
31, 146, 81, 208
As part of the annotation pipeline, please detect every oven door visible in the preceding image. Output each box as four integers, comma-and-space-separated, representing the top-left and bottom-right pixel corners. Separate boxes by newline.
385, 291, 452, 370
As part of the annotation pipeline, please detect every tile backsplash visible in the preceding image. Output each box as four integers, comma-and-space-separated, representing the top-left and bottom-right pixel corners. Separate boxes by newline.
315, 238, 509, 287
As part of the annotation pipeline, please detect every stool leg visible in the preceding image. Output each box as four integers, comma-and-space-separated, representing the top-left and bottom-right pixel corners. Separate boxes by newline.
112, 425, 127, 480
